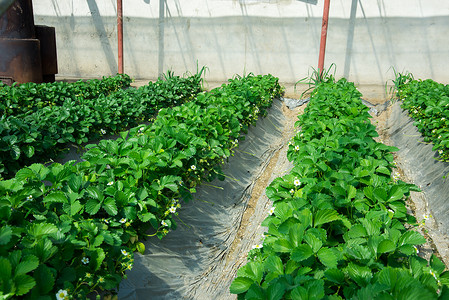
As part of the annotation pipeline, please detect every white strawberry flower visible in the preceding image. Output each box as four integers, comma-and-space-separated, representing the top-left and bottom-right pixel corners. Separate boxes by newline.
294, 179, 301, 187
269, 207, 275, 215
252, 244, 263, 249
161, 220, 168, 227
191, 165, 196, 170
295, 145, 300, 151
81, 257, 89, 264
56, 289, 68, 300
107, 181, 114, 186
119, 218, 127, 223
100, 129, 106, 135
121, 249, 129, 256
169, 206, 176, 213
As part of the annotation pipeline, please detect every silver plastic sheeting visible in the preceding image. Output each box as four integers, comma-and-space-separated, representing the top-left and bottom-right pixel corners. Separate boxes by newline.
387, 102, 449, 238
118, 99, 294, 299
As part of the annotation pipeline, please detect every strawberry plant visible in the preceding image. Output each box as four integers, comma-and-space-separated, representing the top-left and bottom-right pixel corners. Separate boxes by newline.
0, 74, 132, 117
0, 71, 204, 179
394, 74, 449, 162
231, 77, 449, 299
0, 73, 283, 299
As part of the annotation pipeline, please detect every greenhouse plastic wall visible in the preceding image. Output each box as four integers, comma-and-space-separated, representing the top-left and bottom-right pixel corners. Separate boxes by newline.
32, 0, 449, 85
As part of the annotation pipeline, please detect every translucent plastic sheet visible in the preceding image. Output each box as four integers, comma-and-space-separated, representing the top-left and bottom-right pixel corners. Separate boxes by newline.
118, 99, 295, 299
387, 102, 449, 237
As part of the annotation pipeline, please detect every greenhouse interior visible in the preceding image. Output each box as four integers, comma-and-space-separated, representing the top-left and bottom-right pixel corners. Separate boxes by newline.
1, 0, 449, 299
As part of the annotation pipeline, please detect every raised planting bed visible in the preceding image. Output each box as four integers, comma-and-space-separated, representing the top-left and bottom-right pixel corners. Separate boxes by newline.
231, 77, 449, 299
0, 72, 203, 179
0, 74, 283, 299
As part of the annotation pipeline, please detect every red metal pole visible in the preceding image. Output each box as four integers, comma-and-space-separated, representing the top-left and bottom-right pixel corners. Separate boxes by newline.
318, 0, 330, 77
117, 0, 123, 74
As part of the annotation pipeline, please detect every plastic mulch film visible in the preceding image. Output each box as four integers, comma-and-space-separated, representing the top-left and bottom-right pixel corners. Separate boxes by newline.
118, 99, 296, 299
386, 101, 449, 262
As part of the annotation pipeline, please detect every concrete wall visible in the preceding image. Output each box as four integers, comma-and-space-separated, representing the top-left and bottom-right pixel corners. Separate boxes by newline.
32, 0, 449, 85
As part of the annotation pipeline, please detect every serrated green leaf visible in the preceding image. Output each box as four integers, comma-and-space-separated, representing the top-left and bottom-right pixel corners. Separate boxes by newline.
103, 197, 118, 216
91, 248, 105, 271
34, 264, 55, 294
272, 238, 293, 253
15, 255, 39, 276
314, 209, 339, 227
28, 223, 58, 238
430, 254, 446, 274
347, 185, 357, 199
14, 274, 36, 296
346, 263, 372, 286
267, 281, 285, 300
325, 268, 344, 284
69, 200, 83, 216
317, 247, 337, 269
68, 174, 82, 192
0, 257, 12, 281
304, 233, 323, 253
230, 277, 254, 294
265, 255, 284, 277
399, 231, 426, 246
0, 226, 12, 245
377, 239, 396, 254
58, 267, 76, 283
387, 185, 404, 202
43, 192, 67, 204
11, 145, 20, 160
291, 244, 313, 262
85, 198, 102, 215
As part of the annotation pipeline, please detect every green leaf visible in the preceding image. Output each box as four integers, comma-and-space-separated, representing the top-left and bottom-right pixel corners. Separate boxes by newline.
325, 268, 345, 284
0, 226, 12, 245
291, 244, 313, 262
230, 277, 254, 294
430, 254, 446, 274
376, 166, 390, 176
297, 208, 313, 228
15, 255, 39, 276
347, 185, 357, 199
304, 233, 323, 253
377, 240, 396, 254
68, 174, 83, 192
43, 192, 66, 204
24, 145, 35, 158
387, 185, 404, 202
266, 281, 285, 300
314, 209, 339, 227
69, 200, 83, 216
0, 257, 12, 281
398, 231, 426, 246
317, 247, 337, 269
14, 274, 36, 296
58, 267, 76, 283
265, 255, 284, 277
373, 187, 387, 202
34, 265, 55, 294
28, 223, 58, 238
272, 239, 293, 253
85, 198, 102, 215
103, 197, 118, 216
346, 263, 372, 286
11, 145, 20, 160
91, 248, 105, 271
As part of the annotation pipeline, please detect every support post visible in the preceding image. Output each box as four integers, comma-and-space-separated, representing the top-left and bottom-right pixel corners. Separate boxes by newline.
117, 0, 123, 74
318, 0, 330, 77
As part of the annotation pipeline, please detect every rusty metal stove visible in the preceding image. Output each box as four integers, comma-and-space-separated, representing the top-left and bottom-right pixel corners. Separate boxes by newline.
0, 0, 57, 84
